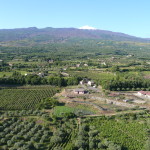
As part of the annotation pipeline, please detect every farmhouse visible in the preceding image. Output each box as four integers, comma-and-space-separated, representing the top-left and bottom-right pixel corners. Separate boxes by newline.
74, 88, 87, 94
137, 91, 150, 98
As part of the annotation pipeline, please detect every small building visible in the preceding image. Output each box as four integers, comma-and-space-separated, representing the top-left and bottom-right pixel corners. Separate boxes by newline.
137, 91, 150, 98
63, 67, 68, 71
38, 73, 44, 78
76, 64, 81, 67
61, 72, 69, 77
84, 64, 88, 67
126, 54, 134, 57
74, 88, 87, 94
101, 62, 106, 65
9, 63, 13, 67
87, 80, 95, 86
80, 78, 88, 85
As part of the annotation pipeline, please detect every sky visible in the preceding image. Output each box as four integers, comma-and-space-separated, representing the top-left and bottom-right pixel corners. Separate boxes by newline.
0, 0, 150, 38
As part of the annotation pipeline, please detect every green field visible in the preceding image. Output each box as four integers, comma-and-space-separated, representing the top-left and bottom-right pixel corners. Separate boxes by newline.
54, 105, 95, 117
0, 72, 13, 77
67, 71, 115, 83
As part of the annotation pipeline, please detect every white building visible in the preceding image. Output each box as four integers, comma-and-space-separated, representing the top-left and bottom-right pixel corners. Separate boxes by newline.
137, 91, 150, 99
74, 88, 87, 94
38, 73, 44, 77
87, 80, 94, 86
80, 78, 88, 85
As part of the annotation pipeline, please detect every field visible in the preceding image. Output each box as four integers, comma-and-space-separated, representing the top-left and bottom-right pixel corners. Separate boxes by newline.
54, 105, 95, 117
0, 86, 60, 110
67, 71, 115, 83
87, 113, 150, 150
0, 110, 149, 150
0, 72, 13, 77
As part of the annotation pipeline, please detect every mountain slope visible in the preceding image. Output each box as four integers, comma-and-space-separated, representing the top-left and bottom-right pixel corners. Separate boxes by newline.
0, 27, 150, 58
0, 27, 149, 44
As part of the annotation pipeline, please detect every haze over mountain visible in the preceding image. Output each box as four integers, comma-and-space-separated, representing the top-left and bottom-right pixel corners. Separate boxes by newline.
0, 27, 149, 46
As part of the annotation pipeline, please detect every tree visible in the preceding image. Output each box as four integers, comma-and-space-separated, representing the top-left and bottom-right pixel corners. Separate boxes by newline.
50, 136, 62, 144
89, 141, 96, 149
38, 98, 59, 109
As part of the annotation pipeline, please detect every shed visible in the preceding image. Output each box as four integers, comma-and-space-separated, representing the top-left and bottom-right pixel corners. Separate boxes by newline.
74, 88, 87, 94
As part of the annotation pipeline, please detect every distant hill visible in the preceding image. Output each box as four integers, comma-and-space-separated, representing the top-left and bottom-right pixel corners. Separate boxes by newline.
0, 27, 150, 58
0, 27, 149, 44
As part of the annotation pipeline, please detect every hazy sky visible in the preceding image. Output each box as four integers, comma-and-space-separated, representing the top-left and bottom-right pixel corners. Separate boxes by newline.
0, 0, 150, 38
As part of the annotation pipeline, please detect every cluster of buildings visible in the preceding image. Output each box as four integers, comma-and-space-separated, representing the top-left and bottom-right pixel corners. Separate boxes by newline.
80, 78, 95, 87
76, 63, 88, 67
73, 78, 96, 95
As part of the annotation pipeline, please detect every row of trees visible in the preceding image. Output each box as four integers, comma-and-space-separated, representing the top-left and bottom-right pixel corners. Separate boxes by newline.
0, 72, 80, 86
102, 78, 150, 91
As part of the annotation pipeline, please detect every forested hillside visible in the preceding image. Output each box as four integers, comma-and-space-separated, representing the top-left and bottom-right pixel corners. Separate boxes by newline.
0, 27, 150, 58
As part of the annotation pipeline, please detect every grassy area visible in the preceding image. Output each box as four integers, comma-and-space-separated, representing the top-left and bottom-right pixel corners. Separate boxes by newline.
67, 103, 99, 114
0, 72, 12, 77
67, 71, 115, 82
0, 71, 28, 77
54, 104, 95, 117
54, 106, 75, 116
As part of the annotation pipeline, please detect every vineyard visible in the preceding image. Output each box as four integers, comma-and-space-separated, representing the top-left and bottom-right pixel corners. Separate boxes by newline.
86, 112, 150, 150
0, 86, 60, 110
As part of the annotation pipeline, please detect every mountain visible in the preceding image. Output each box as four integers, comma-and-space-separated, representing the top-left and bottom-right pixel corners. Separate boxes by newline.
0, 27, 149, 45
0, 27, 150, 58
